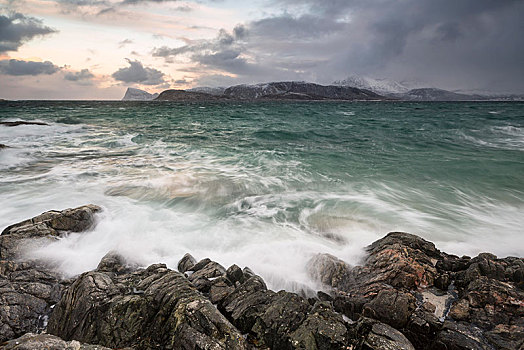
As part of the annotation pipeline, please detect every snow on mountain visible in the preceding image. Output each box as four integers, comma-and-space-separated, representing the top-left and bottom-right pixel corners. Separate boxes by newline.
333, 75, 423, 95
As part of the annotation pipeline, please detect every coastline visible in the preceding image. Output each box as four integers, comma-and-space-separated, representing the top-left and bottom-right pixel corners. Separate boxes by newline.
1, 205, 522, 349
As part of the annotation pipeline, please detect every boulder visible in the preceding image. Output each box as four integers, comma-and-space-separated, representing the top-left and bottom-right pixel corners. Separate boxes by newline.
352, 317, 415, 350
47, 259, 247, 349
177, 253, 197, 273
0, 205, 102, 343
1, 205, 101, 260
0, 333, 112, 349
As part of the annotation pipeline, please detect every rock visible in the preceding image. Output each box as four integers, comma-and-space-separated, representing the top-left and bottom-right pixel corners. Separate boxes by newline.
47, 263, 247, 349
307, 253, 353, 291
352, 317, 415, 350
429, 321, 495, 350
307, 232, 524, 349
226, 264, 245, 284
0, 205, 101, 260
289, 301, 351, 349
0, 144, 8, 149
96, 251, 134, 275
0, 261, 64, 342
0, 205, 101, 343
362, 289, 416, 329
0, 333, 112, 349
177, 253, 196, 273
449, 299, 470, 321
0, 121, 49, 127
209, 276, 235, 304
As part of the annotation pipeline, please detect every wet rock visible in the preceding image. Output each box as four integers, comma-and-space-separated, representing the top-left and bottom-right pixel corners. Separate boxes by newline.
289, 301, 351, 350
0, 205, 101, 343
307, 232, 441, 297
47, 263, 247, 349
307, 253, 353, 291
0, 121, 49, 127
362, 289, 416, 329
0, 144, 8, 149
0, 333, 112, 349
352, 317, 415, 350
448, 299, 470, 321
0, 261, 64, 342
96, 251, 135, 276
209, 276, 235, 304
226, 264, 245, 284
1, 205, 101, 260
177, 253, 196, 273
429, 321, 495, 350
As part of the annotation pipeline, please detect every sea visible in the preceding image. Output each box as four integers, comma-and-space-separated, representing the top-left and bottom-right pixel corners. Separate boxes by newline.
0, 100, 523, 292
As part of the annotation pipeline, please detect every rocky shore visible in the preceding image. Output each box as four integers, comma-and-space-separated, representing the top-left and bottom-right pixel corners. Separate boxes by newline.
0, 205, 522, 349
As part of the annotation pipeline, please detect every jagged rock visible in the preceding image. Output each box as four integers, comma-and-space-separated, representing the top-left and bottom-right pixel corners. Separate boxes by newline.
0, 261, 64, 342
47, 262, 247, 349
307, 253, 352, 290
0, 333, 112, 349
96, 251, 135, 275
362, 289, 416, 329
429, 321, 495, 350
177, 253, 197, 273
307, 232, 524, 349
0, 205, 102, 343
226, 264, 245, 284
289, 301, 350, 349
352, 317, 415, 350
0, 121, 48, 127
1, 205, 101, 260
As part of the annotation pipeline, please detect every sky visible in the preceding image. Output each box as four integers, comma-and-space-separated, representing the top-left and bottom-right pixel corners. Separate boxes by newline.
1, 0, 523, 99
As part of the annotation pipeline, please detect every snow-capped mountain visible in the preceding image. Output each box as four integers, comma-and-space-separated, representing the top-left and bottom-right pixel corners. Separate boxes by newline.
333, 75, 423, 95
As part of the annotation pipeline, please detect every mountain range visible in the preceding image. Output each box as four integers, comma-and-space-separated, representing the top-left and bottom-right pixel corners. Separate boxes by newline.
123, 77, 524, 102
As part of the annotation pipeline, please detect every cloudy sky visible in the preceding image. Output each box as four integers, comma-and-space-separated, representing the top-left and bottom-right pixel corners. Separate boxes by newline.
1, 0, 523, 99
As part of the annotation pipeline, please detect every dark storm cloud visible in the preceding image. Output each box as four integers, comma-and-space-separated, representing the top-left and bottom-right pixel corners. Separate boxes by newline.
112, 59, 166, 85
64, 69, 95, 81
0, 59, 60, 75
0, 13, 57, 53
173, 0, 524, 92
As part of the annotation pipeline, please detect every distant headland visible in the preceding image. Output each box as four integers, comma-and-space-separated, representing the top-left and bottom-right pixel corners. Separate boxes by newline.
123, 78, 524, 102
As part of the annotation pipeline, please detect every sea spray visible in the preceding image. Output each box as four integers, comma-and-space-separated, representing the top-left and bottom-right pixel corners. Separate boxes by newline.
1, 101, 523, 292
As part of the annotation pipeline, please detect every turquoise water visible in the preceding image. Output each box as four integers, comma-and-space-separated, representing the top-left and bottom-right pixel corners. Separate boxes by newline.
0, 101, 523, 290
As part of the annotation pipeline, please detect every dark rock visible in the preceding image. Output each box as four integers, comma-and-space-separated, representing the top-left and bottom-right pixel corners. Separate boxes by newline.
47, 263, 247, 349
177, 253, 196, 273
352, 317, 415, 350
1, 205, 101, 260
0, 144, 8, 149
362, 289, 416, 329
209, 276, 235, 304
0, 333, 112, 349
226, 264, 245, 284
307, 253, 353, 291
0, 261, 64, 342
96, 251, 135, 275
0, 121, 48, 127
0, 205, 101, 343
289, 301, 351, 350
429, 321, 495, 350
